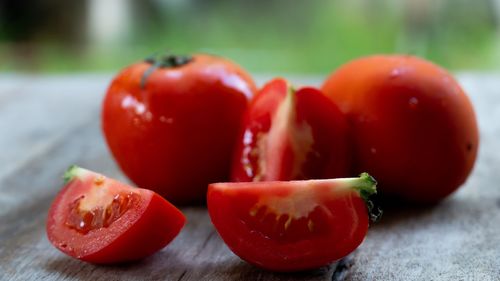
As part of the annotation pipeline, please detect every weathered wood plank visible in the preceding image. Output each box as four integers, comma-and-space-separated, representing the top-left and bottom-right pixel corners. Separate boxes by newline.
0, 74, 109, 202
0, 73, 499, 280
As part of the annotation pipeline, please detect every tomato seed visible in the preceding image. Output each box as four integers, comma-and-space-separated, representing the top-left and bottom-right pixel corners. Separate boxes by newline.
65, 192, 137, 234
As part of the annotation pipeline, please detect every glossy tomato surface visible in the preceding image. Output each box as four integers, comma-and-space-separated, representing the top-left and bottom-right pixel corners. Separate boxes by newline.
322, 55, 479, 203
46, 166, 185, 264
231, 78, 350, 182
102, 53, 256, 204
208, 174, 377, 272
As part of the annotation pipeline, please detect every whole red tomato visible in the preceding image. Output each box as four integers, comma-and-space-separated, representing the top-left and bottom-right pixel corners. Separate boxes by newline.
102, 53, 256, 204
231, 78, 350, 182
322, 55, 479, 203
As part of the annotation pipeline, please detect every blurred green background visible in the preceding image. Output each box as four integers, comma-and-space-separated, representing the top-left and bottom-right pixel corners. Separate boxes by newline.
1, 0, 499, 73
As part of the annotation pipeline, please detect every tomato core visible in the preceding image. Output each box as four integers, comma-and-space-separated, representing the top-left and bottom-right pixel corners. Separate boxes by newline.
65, 192, 139, 234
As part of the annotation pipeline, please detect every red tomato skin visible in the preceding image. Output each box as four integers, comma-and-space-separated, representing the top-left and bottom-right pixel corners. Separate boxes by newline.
207, 181, 369, 272
102, 54, 256, 204
231, 78, 350, 182
46, 169, 186, 264
322, 55, 479, 203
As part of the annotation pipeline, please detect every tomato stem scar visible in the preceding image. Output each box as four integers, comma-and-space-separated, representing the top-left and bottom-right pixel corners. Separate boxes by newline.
351, 173, 382, 223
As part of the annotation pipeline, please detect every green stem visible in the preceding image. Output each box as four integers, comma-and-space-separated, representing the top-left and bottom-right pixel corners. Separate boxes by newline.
345, 172, 382, 224
351, 172, 377, 201
63, 165, 79, 184
141, 52, 193, 89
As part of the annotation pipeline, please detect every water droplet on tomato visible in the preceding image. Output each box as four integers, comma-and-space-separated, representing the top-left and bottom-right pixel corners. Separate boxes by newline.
135, 104, 146, 115
159, 116, 174, 124
389, 69, 401, 79
243, 130, 253, 145
409, 97, 419, 109
121, 96, 135, 109
121, 96, 148, 118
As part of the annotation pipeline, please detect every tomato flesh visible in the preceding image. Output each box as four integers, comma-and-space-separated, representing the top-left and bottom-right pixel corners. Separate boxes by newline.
46, 166, 185, 264
208, 174, 376, 272
231, 78, 350, 182
65, 191, 138, 234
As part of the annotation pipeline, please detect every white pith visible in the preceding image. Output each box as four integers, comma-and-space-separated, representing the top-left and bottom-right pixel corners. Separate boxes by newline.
259, 87, 314, 180
248, 180, 354, 229
71, 167, 136, 211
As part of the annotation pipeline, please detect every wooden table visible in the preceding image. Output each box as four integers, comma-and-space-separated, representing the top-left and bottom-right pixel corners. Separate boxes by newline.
0, 73, 499, 281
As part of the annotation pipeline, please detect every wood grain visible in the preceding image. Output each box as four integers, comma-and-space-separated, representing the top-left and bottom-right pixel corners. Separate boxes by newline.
0, 73, 499, 280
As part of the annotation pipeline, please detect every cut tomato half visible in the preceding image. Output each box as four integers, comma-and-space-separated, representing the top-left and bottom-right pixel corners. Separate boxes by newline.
207, 173, 379, 272
46, 166, 185, 264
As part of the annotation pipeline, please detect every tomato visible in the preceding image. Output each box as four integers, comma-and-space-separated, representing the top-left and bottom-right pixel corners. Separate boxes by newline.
231, 78, 350, 182
322, 55, 479, 203
102, 53, 256, 204
207, 173, 379, 272
46, 166, 185, 264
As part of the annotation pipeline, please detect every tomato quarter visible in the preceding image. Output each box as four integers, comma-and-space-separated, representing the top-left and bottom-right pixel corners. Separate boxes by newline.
231, 78, 350, 182
102, 53, 256, 204
322, 55, 479, 203
46, 166, 185, 264
207, 173, 379, 272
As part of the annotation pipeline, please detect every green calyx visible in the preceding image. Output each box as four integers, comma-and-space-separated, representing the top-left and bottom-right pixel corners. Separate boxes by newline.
63, 165, 80, 184
350, 172, 382, 224
140, 52, 193, 89
352, 172, 377, 201
144, 53, 192, 68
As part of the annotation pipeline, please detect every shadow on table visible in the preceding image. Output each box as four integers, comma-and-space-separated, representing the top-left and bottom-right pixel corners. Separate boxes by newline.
43, 248, 193, 280
44, 251, 337, 280
369, 193, 471, 230
201, 258, 336, 281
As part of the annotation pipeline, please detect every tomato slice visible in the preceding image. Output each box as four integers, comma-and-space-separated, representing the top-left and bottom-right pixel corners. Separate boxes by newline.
207, 173, 379, 272
46, 166, 185, 264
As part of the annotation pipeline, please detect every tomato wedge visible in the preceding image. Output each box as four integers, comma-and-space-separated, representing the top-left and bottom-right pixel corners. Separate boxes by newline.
231, 78, 350, 182
207, 173, 379, 272
46, 166, 185, 264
